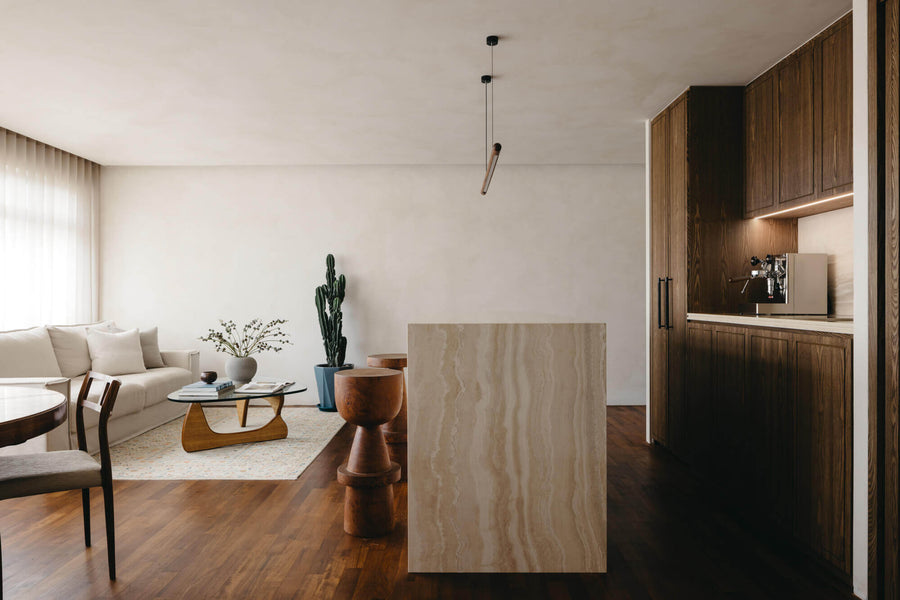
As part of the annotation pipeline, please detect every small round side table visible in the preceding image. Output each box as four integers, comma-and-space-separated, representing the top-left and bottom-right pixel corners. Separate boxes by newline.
366, 353, 408, 481
335, 368, 403, 537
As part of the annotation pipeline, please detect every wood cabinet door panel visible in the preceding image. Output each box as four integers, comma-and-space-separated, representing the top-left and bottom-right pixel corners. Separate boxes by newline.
747, 331, 793, 532
744, 74, 777, 216
686, 324, 714, 473
667, 96, 688, 457
818, 16, 853, 197
777, 45, 817, 207
650, 112, 669, 444
713, 329, 747, 497
793, 335, 851, 573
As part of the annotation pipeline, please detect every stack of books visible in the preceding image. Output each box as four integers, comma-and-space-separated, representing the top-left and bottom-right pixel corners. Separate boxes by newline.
178, 380, 235, 398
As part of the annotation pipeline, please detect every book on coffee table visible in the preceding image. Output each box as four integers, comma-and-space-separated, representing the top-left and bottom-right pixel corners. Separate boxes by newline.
178, 380, 235, 397
235, 381, 294, 394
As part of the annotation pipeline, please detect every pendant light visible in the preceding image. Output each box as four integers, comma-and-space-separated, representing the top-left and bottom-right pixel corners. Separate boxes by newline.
481, 35, 501, 195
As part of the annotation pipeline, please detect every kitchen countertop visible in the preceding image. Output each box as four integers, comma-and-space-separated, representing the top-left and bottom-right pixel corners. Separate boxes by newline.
686, 313, 854, 335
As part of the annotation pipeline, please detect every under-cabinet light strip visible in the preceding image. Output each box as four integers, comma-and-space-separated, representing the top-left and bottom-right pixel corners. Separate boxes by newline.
752, 192, 854, 219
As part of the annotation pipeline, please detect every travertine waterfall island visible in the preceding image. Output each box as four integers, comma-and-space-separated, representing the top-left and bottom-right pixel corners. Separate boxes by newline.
407, 323, 607, 573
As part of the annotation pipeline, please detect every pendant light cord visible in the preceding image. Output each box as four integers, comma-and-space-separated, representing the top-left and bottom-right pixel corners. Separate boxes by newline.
491, 44, 494, 146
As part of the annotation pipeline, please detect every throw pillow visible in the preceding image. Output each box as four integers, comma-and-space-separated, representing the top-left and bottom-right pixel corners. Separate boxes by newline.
86, 328, 147, 376
47, 321, 116, 378
140, 327, 166, 369
0, 326, 63, 378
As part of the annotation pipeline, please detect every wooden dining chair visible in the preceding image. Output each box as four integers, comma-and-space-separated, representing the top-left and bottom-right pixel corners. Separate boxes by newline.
0, 371, 121, 590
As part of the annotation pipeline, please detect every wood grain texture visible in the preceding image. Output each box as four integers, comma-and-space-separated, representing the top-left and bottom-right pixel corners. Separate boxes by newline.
407, 323, 607, 573
818, 14, 854, 198
180, 398, 287, 452
0, 407, 856, 599
745, 71, 778, 216
366, 354, 408, 482
793, 335, 852, 573
867, 1, 883, 596
650, 87, 797, 456
683, 321, 852, 582
777, 42, 817, 207
650, 111, 670, 445
871, 1, 900, 597
667, 94, 688, 457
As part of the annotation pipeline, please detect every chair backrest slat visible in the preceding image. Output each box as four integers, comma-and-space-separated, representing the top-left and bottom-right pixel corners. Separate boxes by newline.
75, 372, 121, 481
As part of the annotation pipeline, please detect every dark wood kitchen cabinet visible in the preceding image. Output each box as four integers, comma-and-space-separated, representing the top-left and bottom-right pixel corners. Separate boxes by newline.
685, 321, 852, 577
650, 88, 796, 453
744, 72, 777, 215
777, 43, 817, 207
744, 13, 853, 218
818, 14, 853, 198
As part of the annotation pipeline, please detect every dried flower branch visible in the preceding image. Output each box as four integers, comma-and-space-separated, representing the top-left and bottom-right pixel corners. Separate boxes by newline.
198, 318, 292, 358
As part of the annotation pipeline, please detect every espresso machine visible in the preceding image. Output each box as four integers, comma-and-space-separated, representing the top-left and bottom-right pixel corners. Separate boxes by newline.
729, 253, 828, 315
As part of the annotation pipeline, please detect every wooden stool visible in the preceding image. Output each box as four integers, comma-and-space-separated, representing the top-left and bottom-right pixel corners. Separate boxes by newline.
335, 368, 403, 537
366, 353, 408, 482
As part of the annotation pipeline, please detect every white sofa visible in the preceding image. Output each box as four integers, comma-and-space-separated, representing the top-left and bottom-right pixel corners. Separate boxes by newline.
0, 323, 199, 454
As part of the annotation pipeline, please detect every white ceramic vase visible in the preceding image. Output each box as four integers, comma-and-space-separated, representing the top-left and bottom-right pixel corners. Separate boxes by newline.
225, 356, 257, 386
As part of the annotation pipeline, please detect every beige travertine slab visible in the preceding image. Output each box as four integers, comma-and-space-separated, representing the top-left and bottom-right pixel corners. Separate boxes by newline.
407, 323, 607, 573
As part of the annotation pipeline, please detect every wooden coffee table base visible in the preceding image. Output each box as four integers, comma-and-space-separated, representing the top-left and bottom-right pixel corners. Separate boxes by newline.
180, 394, 287, 452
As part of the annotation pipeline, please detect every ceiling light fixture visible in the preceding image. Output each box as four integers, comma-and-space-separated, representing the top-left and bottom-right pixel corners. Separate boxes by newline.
481, 35, 501, 195
752, 192, 854, 219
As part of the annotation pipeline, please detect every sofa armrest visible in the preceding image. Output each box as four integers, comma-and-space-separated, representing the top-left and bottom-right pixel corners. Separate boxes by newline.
161, 350, 200, 380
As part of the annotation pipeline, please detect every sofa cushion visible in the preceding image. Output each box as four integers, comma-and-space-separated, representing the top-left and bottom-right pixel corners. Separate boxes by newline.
0, 327, 62, 378
140, 327, 166, 369
70, 374, 147, 432
87, 329, 147, 376
132, 366, 193, 408
46, 321, 116, 378
70, 367, 192, 432
47, 325, 91, 378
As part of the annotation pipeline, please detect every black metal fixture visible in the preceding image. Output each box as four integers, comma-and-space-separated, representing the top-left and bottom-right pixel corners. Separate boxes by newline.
481, 35, 501, 195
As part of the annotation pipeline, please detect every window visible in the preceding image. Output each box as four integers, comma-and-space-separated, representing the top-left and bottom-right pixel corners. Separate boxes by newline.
0, 129, 99, 330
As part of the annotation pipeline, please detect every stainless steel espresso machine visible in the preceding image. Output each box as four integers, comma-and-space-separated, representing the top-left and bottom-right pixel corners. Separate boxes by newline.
729, 253, 828, 315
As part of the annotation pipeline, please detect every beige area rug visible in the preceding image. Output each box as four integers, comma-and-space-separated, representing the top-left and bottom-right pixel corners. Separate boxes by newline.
109, 406, 346, 480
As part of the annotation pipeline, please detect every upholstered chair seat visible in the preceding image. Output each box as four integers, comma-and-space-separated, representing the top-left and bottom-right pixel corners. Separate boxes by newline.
0, 451, 101, 500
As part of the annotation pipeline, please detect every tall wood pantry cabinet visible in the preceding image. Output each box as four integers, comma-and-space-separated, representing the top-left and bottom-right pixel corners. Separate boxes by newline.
649, 87, 797, 453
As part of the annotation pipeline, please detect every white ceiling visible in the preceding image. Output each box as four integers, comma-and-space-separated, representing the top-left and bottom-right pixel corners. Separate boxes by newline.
0, 0, 850, 166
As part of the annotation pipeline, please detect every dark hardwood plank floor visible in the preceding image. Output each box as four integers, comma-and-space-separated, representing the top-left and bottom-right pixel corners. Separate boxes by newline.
0, 407, 850, 599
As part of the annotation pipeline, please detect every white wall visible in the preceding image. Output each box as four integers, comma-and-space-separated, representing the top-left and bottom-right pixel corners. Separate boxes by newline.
100, 165, 646, 405
852, 0, 868, 596
798, 206, 854, 316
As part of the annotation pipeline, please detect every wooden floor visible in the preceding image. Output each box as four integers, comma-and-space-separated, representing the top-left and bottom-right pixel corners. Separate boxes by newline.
0, 406, 851, 599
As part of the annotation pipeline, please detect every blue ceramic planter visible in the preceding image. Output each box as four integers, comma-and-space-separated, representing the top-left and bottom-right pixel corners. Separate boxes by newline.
314, 363, 353, 411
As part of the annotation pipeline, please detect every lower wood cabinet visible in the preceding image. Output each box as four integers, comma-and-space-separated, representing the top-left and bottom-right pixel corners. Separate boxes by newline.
682, 321, 852, 577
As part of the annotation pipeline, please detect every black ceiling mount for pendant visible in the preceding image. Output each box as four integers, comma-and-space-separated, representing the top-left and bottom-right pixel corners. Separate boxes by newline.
481, 35, 501, 196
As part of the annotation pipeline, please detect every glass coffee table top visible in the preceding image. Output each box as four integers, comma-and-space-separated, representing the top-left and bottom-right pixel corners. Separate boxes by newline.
167, 382, 308, 403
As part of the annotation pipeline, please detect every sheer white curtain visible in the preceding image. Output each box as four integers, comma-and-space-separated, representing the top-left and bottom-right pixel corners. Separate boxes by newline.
0, 128, 99, 330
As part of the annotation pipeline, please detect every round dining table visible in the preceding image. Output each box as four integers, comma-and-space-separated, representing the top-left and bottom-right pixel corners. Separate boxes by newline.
0, 386, 68, 448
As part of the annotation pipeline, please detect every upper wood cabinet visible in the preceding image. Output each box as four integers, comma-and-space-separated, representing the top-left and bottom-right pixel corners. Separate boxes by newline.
777, 43, 817, 207
744, 72, 777, 215
818, 15, 853, 197
744, 13, 852, 218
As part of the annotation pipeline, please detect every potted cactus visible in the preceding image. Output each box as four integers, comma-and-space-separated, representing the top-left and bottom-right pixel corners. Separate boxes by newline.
313, 254, 353, 411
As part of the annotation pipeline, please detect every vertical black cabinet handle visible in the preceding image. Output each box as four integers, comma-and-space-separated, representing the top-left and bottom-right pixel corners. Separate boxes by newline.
665, 277, 672, 329
657, 278, 664, 329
